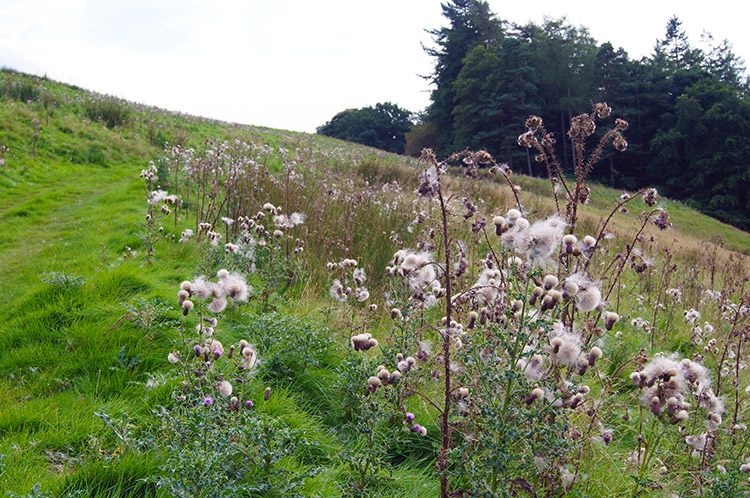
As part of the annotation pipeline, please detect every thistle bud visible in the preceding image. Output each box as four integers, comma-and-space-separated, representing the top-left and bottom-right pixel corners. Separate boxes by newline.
550, 337, 563, 354
493, 216, 506, 236
541, 295, 555, 311
543, 274, 559, 290
525, 387, 545, 405
562, 234, 577, 254
569, 392, 584, 409
182, 300, 194, 316
578, 359, 589, 376
650, 397, 661, 416
264, 387, 271, 401
604, 311, 620, 330
530, 286, 544, 306
587, 347, 603, 368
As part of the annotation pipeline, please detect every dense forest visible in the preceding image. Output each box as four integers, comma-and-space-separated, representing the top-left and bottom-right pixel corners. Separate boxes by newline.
322, 0, 750, 231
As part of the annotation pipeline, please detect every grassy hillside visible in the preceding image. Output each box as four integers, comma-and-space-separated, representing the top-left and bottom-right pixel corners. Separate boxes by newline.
1, 68, 749, 498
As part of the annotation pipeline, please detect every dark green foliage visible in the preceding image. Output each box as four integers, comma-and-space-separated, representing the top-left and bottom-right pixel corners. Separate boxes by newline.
650, 78, 750, 229
483, 36, 541, 172
422, 7, 750, 229
147, 396, 317, 498
316, 102, 414, 154
424, 0, 504, 155
82, 96, 131, 129
404, 120, 439, 156
242, 313, 343, 416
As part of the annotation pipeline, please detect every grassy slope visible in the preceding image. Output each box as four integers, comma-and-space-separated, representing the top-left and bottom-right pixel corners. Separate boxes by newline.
1, 69, 749, 496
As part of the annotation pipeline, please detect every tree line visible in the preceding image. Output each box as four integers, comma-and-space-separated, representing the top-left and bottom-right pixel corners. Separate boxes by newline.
319, 1, 750, 230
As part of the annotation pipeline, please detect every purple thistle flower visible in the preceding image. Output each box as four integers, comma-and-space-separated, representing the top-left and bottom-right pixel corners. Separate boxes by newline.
203, 397, 213, 406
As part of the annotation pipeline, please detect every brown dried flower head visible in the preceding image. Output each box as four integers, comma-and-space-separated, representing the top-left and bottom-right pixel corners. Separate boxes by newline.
525, 115, 543, 132
593, 102, 611, 119
518, 130, 536, 148
643, 188, 659, 207
569, 114, 596, 141
613, 134, 628, 152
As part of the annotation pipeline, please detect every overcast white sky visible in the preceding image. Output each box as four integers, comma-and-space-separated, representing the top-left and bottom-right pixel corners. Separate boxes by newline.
1, 1, 747, 133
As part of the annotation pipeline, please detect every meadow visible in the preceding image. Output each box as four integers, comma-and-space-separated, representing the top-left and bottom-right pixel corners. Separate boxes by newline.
1, 68, 750, 497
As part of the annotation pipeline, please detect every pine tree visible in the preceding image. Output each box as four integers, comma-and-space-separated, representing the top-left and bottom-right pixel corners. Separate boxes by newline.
424, 0, 503, 154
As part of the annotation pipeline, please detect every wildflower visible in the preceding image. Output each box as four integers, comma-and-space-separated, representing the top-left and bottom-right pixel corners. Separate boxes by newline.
264, 387, 271, 400
205, 339, 224, 357
565, 273, 601, 312
329, 279, 346, 302
410, 424, 428, 436
548, 324, 582, 367
179, 229, 194, 243
148, 189, 169, 205
167, 351, 179, 364
366, 376, 382, 394
355, 286, 370, 302
525, 387, 545, 405
604, 311, 619, 330
397, 355, 416, 373
417, 164, 439, 198
643, 188, 659, 207
351, 333, 378, 351
221, 273, 249, 301
353, 268, 367, 285
245, 400, 254, 409
518, 130, 536, 148
217, 380, 233, 397
580, 235, 597, 259
587, 347, 603, 367
181, 300, 194, 316
493, 216, 506, 235
525, 115, 542, 131
208, 296, 227, 313
177, 289, 189, 306
613, 134, 627, 151
516, 347, 545, 382
652, 209, 672, 230
684, 309, 701, 324
685, 433, 707, 452
666, 288, 682, 303
190, 277, 213, 299
203, 397, 213, 406
471, 268, 503, 304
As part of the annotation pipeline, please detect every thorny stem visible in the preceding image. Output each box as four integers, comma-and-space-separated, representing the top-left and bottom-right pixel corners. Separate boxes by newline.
436, 177, 453, 498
